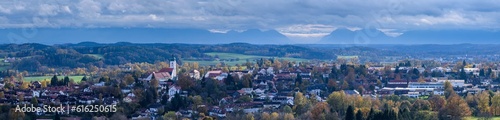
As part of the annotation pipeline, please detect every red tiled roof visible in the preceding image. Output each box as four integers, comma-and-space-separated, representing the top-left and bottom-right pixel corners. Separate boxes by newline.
154, 72, 171, 80
159, 68, 174, 73
208, 73, 221, 78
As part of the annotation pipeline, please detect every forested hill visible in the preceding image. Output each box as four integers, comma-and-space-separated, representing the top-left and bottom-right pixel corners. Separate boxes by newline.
0, 42, 341, 71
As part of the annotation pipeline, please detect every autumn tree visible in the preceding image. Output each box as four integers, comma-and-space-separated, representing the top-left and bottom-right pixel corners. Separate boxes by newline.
245, 113, 255, 120
311, 102, 330, 120
438, 93, 471, 120
9, 108, 25, 120
191, 95, 203, 113
283, 105, 293, 113
261, 112, 271, 120
270, 112, 279, 120
150, 77, 159, 88
469, 94, 480, 110
428, 95, 446, 111
178, 74, 193, 90
327, 78, 337, 92
345, 67, 355, 83
242, 74, 252, 88
412, 99, 431, 111
444, 80, 454, 99
477, 91, 491, 116
0, 91, 4, 99
284, 113, 295, 120
163, 111, 177, 120
193, 62, 199, 69
293, 92, 310, 115
273, 59, 282, 70
399, 108, 411, 120
341, 80, 349, 90
327, 91, 348, 115
124, 74, 135, 85
491, 92, 500, 116
40, 80, 48, 88
20, 82, 29, 90
418, 76, 426, 83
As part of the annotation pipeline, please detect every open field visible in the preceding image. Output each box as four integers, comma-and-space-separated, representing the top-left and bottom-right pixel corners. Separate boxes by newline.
24, 75, 85, 83
84, 54, 104, 59
186, 52, 309, 66
465, 117, 500, 120
206, 52, 309, 62
337, 55, 359, 59
0, 66, 8, 71
0, 58, 10, 71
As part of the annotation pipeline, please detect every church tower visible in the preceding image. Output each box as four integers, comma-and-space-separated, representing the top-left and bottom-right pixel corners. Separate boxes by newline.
170, 57, 177, 80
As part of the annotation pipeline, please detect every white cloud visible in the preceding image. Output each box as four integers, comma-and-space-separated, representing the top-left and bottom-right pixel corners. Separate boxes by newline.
38, 4, 59, 16
0, 5, 12, 14
77, 0, 101, 18
378, 29, 404, 37
277, 24, 336, 38
208, 29, 230, 33
0, 0, 498, 36
61, 6, 72, 14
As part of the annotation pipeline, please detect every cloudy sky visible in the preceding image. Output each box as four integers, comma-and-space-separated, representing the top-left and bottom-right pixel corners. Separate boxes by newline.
0, 0, 499, 40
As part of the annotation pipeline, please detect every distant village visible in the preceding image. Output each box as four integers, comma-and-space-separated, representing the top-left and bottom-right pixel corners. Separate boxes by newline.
0, 56, 499, 120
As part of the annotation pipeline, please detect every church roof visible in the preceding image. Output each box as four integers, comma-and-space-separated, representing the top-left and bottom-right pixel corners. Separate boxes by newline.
159, 68, 174, 73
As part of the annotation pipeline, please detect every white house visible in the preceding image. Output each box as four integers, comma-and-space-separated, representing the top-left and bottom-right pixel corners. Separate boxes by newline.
190, 70, 201, 80
123, 96, 133, 103
254, 88, 265, 95
127, 93, 136, 97
215, 73, 228, 81
205, 70, 222, 79
240, 88, 253, 94
408, 80, 464, 89
32, 91, 40, 97
431, 67, 452, 73
463, 68, 480, 74
121, 88, 132, 94
94, 82, 105, 87
168, 85, 181, 101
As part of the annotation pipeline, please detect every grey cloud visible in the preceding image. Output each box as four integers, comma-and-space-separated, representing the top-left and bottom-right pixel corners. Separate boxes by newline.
0, 0, 498, 33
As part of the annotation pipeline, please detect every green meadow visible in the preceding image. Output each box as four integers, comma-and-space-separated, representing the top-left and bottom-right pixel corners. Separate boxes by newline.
185, 52, 309, 66
24, 75, 85, 83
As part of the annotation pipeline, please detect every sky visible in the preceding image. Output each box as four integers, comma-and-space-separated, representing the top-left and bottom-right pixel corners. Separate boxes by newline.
0, 0, 499, 44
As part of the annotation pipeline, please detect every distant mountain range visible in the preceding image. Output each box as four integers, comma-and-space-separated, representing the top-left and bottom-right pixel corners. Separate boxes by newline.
0, 27, 499, 44
0, 28, 289, 44
319, 28, 500, 44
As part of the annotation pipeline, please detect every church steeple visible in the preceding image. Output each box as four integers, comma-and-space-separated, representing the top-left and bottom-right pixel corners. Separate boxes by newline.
170, 56, 177, 80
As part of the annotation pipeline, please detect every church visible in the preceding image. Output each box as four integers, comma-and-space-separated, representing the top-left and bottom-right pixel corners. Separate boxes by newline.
141, 57, 178, 82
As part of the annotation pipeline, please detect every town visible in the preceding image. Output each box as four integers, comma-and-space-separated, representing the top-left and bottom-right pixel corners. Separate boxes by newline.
1, 50, 499, 120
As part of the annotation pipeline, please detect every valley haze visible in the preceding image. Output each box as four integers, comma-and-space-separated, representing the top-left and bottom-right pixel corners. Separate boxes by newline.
1, 28, 500, 45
